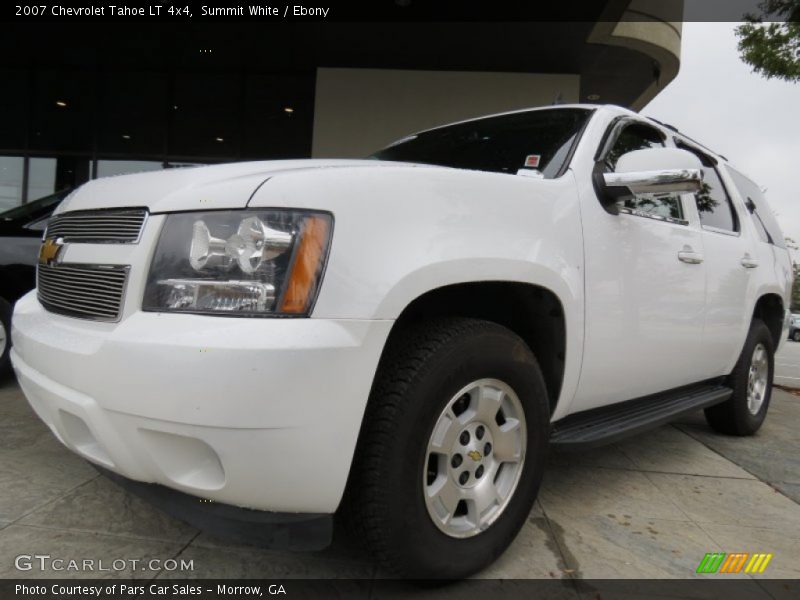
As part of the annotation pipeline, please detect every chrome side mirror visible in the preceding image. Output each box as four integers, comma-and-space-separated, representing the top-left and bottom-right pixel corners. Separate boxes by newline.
603, 168, 702, 195
599, 147, 703, 205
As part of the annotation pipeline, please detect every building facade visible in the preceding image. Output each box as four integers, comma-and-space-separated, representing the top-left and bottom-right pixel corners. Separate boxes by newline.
0, 0, 682, 211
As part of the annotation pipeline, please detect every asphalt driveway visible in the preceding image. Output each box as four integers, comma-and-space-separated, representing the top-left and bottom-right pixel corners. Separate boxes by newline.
1, 372, 799, 582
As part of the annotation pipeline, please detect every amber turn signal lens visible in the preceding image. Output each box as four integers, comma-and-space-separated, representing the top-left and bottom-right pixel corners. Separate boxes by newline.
279, 216, 331, 314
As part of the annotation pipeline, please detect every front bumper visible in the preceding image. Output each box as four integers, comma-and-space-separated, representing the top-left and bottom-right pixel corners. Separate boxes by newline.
11, 291, 392, 514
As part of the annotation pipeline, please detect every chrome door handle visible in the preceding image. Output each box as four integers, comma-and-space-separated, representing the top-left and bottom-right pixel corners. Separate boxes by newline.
741, 254, 759, 269
678, 250, 704, 264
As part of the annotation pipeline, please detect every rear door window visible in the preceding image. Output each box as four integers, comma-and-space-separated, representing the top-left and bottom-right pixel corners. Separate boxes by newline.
677, 144, 738, 233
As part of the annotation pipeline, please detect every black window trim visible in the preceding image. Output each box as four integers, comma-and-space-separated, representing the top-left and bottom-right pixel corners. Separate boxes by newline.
750, 202, 775, 244
553, 108, 596, 179
674, 137, 741, 237
593, 116, 667, 164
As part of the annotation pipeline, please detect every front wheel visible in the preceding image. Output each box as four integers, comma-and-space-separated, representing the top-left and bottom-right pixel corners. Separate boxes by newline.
705, 319, 774, 436
793, 330, 800, 342
344, 318, 550, 578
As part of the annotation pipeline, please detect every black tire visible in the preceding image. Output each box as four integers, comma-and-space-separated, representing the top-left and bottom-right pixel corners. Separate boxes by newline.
793, 330, 800, 343
343, 317, 550, 578
704, 319, 774, 436
0, 297, 11, 378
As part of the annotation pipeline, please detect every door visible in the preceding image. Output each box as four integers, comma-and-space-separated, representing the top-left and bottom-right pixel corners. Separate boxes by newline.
682, 149, 757, 375
573, 120, 709, 411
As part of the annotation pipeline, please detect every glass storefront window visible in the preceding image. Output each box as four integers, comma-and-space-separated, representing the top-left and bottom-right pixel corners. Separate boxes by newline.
55, 157, 91, 194
30, 70, 95, 152
0, 156, 24, 211
97, 160, 164, 178
0, 66, 314, 207
0, 69, 28, 151
26, 157, 57, 203
98, 72, 168, 155
242, 73, 314, 159
171, 73, 239, 158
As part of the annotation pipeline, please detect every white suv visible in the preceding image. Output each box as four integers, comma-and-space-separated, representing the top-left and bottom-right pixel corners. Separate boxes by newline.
11, 105, 793, 578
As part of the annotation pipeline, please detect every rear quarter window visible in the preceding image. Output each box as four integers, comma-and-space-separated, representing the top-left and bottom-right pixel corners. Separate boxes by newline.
726, 166, 786, 249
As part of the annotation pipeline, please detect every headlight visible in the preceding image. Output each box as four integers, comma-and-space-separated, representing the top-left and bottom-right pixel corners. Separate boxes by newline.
143, 210, 332, 316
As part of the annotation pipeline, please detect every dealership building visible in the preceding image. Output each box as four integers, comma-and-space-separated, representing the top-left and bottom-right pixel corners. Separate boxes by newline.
0, 0, 683, 211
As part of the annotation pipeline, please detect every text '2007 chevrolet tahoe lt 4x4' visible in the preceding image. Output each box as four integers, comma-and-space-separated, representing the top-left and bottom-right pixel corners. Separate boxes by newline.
10, 105, 793, 578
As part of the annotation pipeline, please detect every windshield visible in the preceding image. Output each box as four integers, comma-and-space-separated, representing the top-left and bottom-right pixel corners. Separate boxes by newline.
0, 189, 69, 222
370, 108, 592, 178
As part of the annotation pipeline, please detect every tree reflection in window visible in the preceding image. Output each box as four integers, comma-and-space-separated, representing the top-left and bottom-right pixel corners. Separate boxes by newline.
694, 180, 719, 214
620, 193, 683, 220
678, 145, 737, 232
606, 123, 681, 220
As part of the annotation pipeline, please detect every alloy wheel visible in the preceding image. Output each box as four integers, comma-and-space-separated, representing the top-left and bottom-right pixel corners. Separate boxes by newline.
746, 343, 769, 415
423, 378, 526, 538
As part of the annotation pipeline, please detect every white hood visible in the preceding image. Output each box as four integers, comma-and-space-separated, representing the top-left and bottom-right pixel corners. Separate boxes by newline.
55, 159, 395, 214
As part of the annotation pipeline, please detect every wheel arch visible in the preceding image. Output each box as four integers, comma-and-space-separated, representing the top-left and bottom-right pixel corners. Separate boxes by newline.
751, 293, 784, 350
379, 281, 568, 415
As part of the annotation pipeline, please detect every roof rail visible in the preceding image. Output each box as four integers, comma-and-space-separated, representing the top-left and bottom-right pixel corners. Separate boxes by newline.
648, 117, 679, 133
646, 116, 726, 162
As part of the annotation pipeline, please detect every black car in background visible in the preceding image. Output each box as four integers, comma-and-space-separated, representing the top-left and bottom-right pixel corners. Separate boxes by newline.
0, 190, 69, 374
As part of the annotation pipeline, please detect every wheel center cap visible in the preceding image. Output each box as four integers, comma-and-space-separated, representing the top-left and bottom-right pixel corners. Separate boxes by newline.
450, 421, 494, 488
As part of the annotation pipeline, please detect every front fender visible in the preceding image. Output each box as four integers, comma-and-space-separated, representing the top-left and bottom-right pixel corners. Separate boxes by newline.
248, 165, 584, 319
248, 164, 586, 420
373, 257, 578, 322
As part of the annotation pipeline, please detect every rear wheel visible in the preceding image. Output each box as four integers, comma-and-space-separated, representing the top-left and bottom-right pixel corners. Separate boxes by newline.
344, 318, 550, 578
705, 319, 774, 436
793, 330, 800, 342
0, 297, 11, 378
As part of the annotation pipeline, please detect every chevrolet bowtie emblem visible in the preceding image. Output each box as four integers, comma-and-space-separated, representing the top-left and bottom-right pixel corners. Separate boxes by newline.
38, 237, 64, 267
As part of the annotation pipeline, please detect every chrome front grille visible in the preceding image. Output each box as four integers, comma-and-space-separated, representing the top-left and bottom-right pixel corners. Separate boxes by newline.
45, 208, 147, 243
37, 207, 145, 321
38, 264, 129, 322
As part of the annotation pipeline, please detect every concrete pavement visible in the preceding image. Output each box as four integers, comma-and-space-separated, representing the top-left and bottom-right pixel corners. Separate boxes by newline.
1, 374, 799, 581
